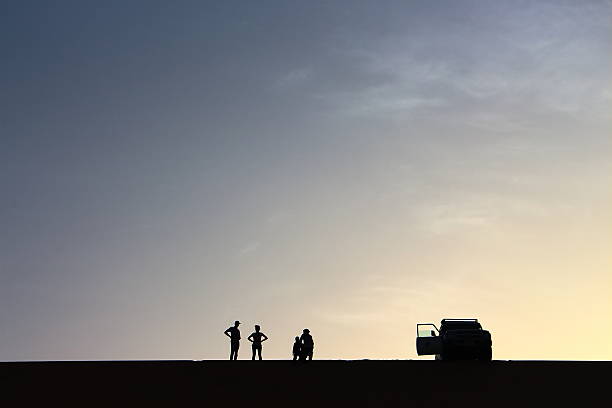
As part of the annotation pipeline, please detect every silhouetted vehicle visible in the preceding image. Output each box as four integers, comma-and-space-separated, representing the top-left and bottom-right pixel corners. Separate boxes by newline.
416, 318, 492, 361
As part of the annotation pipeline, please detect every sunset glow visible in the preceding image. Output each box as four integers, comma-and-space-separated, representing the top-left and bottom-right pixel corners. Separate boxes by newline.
1, 1, 610, 361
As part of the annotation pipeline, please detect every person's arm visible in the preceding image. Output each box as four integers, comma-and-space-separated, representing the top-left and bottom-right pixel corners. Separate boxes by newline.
247, 333, 254, 342
224, 328, 231, 338
261, 333, 268, 342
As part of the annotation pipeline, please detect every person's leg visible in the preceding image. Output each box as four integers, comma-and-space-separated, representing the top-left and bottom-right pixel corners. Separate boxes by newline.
252, 344, 256, 360
258, 346, 262, 360
232, 343, 239, 360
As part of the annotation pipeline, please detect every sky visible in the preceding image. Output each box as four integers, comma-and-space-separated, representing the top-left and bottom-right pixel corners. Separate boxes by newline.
1, 0, 611, 361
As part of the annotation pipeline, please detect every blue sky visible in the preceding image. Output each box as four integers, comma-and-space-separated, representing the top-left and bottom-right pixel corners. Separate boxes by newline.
1, 1, 611, 360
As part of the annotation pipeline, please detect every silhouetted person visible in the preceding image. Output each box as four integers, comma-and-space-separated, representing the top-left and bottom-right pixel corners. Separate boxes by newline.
299, 329, 314, 361
292, 336, 301, 361
247, 324, 268, 360
224, 320, 241, 360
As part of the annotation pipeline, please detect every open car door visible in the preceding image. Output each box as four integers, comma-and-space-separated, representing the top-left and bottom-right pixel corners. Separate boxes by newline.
416, 323, 442, 356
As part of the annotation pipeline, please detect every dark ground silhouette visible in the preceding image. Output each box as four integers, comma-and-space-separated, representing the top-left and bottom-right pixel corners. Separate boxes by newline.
4, 360, 610, 407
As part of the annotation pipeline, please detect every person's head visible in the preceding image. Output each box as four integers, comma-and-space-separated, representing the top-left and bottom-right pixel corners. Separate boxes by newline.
255, 325, 260, 332
303, 329, 310, 334
295, 336, 300, 342
234, 320, 240, 327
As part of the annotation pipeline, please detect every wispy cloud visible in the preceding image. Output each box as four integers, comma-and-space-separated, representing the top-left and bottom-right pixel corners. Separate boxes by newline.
274, 67, 312, 88
301, 1, 611, 125
238, 241, 260, 257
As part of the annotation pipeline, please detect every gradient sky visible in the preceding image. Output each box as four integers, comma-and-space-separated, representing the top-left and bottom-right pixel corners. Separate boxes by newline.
1, 1, 611, 361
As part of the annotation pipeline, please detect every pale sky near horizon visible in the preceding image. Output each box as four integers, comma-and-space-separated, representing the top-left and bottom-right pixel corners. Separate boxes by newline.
1, 1, 611, 361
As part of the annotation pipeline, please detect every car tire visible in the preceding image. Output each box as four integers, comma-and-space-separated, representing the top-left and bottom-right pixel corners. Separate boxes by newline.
479, 348, 492, 361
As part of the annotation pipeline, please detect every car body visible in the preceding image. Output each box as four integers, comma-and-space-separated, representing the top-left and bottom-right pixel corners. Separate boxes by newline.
416, 318, 492, 361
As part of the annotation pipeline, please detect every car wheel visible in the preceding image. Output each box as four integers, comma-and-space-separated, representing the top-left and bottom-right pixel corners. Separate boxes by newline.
479, 348, 492, 361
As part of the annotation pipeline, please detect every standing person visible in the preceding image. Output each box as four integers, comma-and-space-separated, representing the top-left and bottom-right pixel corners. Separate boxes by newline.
300, 329, 314, 361
224, 320, 241, 360
247, 325, 268, 360
292, 336, 301, 361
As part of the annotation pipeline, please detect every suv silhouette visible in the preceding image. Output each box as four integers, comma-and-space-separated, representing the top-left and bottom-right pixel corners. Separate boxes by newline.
416, 318, 492, 361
